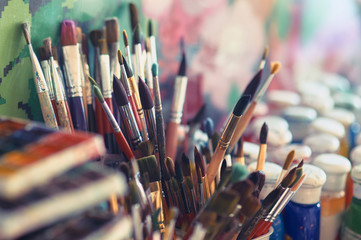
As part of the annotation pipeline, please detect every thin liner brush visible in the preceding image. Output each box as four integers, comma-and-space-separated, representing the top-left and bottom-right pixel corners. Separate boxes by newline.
98, 38, 115, 152
76, 27, 87, 120
166, 52, 188, 160
256, 123, 268, 171
123, 55, 148, 140
123, 30, 133, 72
196, 166, 205, 208
118, 51, 142, 132
43, 38, 73, 132
229, 62, 282, 151
39, 46, 58, 123
148, 20, 157, 64
89, 30, 104, 135
274, 150, 295, 187
206, 95, 251, 185
258, 45, 269, 70
61, 20, 87, 131
21, 22, 58, 129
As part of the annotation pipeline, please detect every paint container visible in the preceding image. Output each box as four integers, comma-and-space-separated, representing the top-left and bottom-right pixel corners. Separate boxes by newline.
266, 90, 301, 115
270, 144, 312, 165
313, 153, 351, 240
346, 145, 361, 207
303, 133, 340, 160
282, 106, 317, 143
252, 227, 274, 240
284, 164, 326, 240
341, 164, 361, 239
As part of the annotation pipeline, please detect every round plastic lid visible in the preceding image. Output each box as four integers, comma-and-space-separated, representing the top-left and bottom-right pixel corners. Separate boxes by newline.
301, 94, 334, 114
267, 90, 301, 107
282, 106, 317, 122
297, 81, 330, 99
303, 133, 340, 154
310, 117, 345, 139
350, 145, 361, 165
322, 108, 355, 127
292, 164, 327, 204
243, 141, 260, 165
318, 73, 350, 92
252, 115, 289, 132
271, 144, 312, 165
332, 92, 361, 111
253, 102, 269, 117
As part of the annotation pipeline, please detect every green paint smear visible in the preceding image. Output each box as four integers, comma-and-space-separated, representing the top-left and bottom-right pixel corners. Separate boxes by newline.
0, 96, 6, 105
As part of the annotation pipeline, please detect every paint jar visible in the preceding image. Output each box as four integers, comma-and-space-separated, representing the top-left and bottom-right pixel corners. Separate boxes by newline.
270, 144, 312, 165
266, 90, 301, 115
284, 164, 327, 240
248, 162, 284, 240
303, 133, 340, 160
313, 153, 351, 240
252, 227, 274, 240
346, 145, 361, 207
282, 106, 317, 143
341, 164, 361, 239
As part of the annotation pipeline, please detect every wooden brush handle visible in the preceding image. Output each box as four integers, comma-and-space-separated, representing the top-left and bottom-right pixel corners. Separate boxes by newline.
56, 100, 73, 132
256, 145, 267, 171
95, 98, 104, 135
165, 121, 179, 160
206, 147, 226, 186
113, 130, 134, 160
229, 101, 257, 151
64, 101, 74, 132
129, 95, 143, 132
38, 91, 58, 129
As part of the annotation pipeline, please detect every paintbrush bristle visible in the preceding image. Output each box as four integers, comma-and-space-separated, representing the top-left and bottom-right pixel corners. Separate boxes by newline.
243, 70, 263, 101
271, 61, 282, 74
230, 162, 249, 184
175, 160, 184, 182
136, 140, 155, 156
177, 53, 186, 76
113, 75, 127, 104
262, 45, 269, 60
61, 20, 77, 46
283, 150, 295, 170
76, 27, 82, 43
38, 47, 47, 61
187, 104, 206, 126
166, 157, 175, 177
98, 39, 109, 55
171, 178, 179, 192
89, 30, 103, 47
194, 146, 206, 177
137, 155, 160, 182
43, 38, 52, 58
117, 49, 123, 65
52, 46, 58, 61
105, 17, 119, 43
297, 159, 304, 169
148, 20, 153, 37
163, 162, 171, 181
145, 38, 151, 52
122, 30, 129, 47
151, 63, 158, 77
129, 180, 141, 204
93, 85, 104, 103
281, 167, 296, 188
208, 189, 240, 214
21, 22, 31, 45
291, 174, 306, 191
181, 153, 191, 177
123, 56, 133, 77
88, 76, 98, 86
240, 195, 261, 218
138, 77, 154, 110
82, 33, 89, 57
196, 165, 202, 183
233, 94, 251, 116
260, 122, 268, 144
129, 3, 139, 31
133, 24, 141, 44
204, 117, 214, 138
231, 179, 254, 204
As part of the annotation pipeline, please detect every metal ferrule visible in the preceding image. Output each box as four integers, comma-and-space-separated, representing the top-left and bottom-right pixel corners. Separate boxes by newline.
40, 60, 54, 100
109, 43, 120, 79
144, 108, 157, 147
264, 188, 291, 221
146, 53, 153, 89
77, 43, 85, 88
135, 44, 144, 79
28, 44, 48, 93
125, 46, 133, 71
99, 54, 112, 98
49, 57, 65, 101
255, 73, 275, 102
82, 56, 92, 104
150, 36, 157, 64
120, 65, 132, 97
62, 45, 82, 97
269, 190, 294, 222
198, 182, 205, 207
120, 103, 142, 147
101, 101, 121, 132
218, 115, 241, 150
170, 76, 188, 123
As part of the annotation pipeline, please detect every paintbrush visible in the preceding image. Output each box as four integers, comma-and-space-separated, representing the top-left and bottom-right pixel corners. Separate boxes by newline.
129, 180, 144, 240
129, 3, 140, 31
256, 123, 268, 171
207, 95, 251, 185
51, 46, 68, 105
113, 74, 142, 149
195, 146, 211, 202
182, 153, 197, 212
258, 45, 269, 70
123, 54, 148, 140
138, 77, 157, 151
61, 20, 87, 131
98, 38, 116, 152
204, 117, 215, 155
43, 38, 73, 132
123, 30, 133, 72
145, 39, 154, 98
21, 22, 58, 129
88, 76, 134, 160
235, 137, 245, 165
274, 150, 295, 187
163, 207, 179, 240
148, 20, 157, 64
186, 104, 206, 155
89, 30, 104, 135
76, 27, 87, 120
38, 46, 58, 124
163, 157, 177, 208
248, 171, 266, 199
166, 52, 188, 160
134, 24, 144, 82
229, 62, 282, 151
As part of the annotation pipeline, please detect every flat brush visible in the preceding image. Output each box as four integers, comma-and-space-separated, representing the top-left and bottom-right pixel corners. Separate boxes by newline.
21, 22, 58, 129
43, 38, 73, 132
88, 76, 134, 160
129, 3, 140, 32
148, 20, 157, 64
166, 52, 188, 160
113, 74, 142, 149
123, 30, 133, 72
274, 150, 295, 187
256, 123, 268, 171
76, 27, 87, 121
207, 95, 251, 185
230, 62, 282, 151
61, 20, 87, 131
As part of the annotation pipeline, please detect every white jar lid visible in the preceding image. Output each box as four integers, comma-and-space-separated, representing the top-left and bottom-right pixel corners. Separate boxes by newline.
292, 164, 327, 204
332, 92, 361, 111
322, 108, 355, 127
282, 106, 317, 122
303, 133, 340, 154
253, 102, 269, 117
313, 153, 351, 191
309, 117, 345, 139
267, 90, 301, 107
297, 81, 330, 99
252, 115, 289, 132
243, 141, 260, 165
351, 164, 361, 183
318, 73, 350, 92
350, 145, 361, 165
301, 94, 334, 114
271, 144, 312, 165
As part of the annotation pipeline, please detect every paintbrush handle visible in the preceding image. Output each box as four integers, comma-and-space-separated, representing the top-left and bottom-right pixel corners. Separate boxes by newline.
165, 121, 179, 160
51, 100, 59, 124
129, 95, 143, 132
64, 101, 74, 131
68, 96, 87, 131
104, 98, 114, 133
155, 109, 166, 171
256, 145, 267, 171
95, 98, 104, 135
229, 101, 257, 151
38, 92, 58, 129
56, 100, 73, 131
206, 146, 227, 186
87, 104, 96, 132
